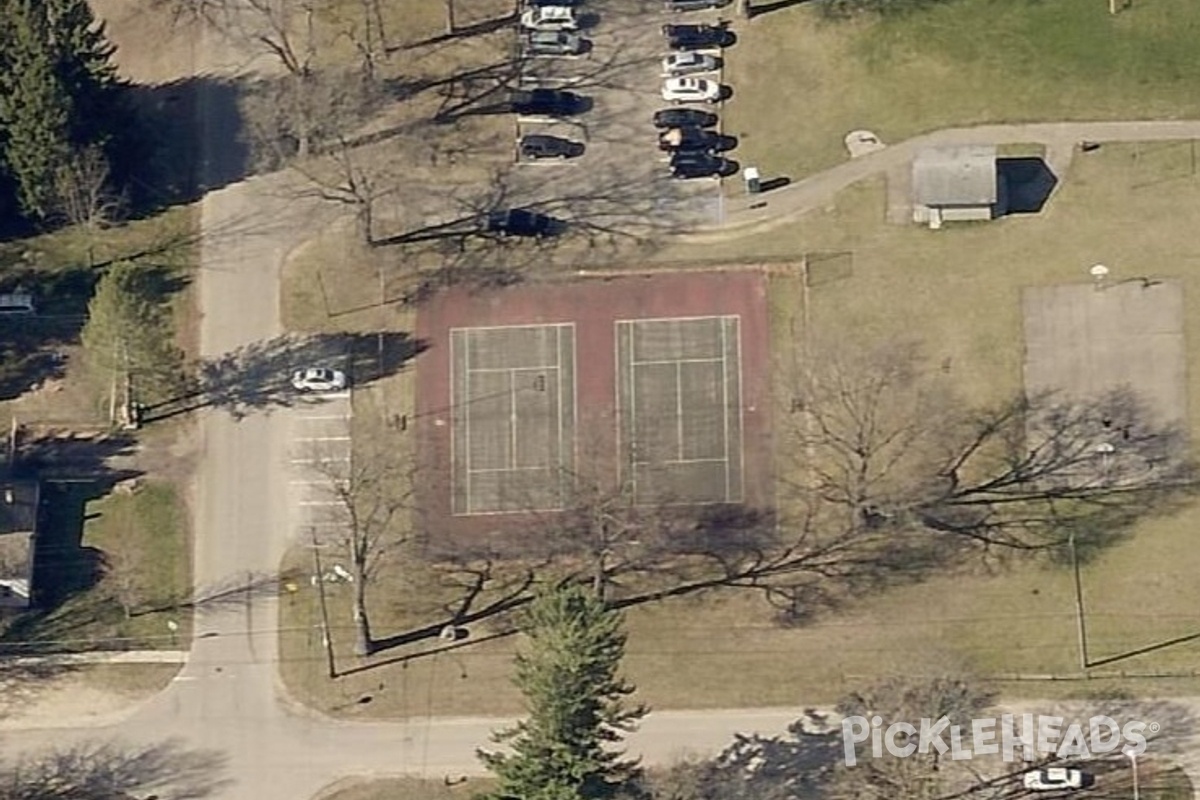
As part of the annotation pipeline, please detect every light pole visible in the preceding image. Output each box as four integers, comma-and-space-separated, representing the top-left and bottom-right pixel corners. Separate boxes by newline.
1126, 750, 1140, 800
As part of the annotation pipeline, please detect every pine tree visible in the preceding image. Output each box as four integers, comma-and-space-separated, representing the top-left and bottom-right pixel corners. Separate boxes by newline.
0, 0, 120, 221
479, 583, 647, 800
80, 261, 185, 414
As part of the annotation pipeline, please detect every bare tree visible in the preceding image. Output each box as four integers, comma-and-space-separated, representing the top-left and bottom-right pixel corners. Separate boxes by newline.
53, 146, 123, 232
304, 438, 411, 656
152, 0, 323, 77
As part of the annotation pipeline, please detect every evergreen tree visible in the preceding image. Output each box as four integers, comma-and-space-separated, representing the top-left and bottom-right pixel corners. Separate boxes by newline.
479, 583, 646, 800
0, 0, 120, 221
80, 261, 185, 412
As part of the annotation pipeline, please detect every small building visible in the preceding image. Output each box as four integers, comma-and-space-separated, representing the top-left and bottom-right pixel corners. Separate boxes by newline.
0, 481, 39, 609
912, 146, 1006, 228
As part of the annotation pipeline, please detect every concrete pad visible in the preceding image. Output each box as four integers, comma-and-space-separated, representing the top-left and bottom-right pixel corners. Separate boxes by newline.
1022, 279, 1186, 426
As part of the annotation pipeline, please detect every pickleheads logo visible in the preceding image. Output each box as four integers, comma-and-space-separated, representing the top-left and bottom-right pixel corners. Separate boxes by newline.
841, 714, 1154, 766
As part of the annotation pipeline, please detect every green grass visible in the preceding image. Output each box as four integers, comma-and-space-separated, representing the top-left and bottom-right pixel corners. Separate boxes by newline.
725, 0, 1200, 182
3, 481, 192, 653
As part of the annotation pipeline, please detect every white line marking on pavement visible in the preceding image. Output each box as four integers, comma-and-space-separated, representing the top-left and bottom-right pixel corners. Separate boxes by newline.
299, 501, 342, 507
295, 436, 351, 442
291, 457, 351, 464
298, 414, 352, 421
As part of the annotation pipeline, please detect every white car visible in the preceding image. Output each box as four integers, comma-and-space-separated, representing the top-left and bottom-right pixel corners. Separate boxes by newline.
1023, 768, 1086, 791
662, 51, 719, 76
661, 77, 721, 104
291, 367, 348, 392
520, 6, 578, 31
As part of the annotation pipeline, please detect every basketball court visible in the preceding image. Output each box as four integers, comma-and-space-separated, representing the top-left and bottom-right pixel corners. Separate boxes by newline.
1022, 278, 1186, 425
616, 316, 743, 505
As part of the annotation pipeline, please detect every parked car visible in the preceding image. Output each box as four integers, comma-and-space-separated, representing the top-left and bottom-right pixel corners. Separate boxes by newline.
520, 133, 586, 159
292, 367, 347, 392
662, 77, 721, 103
658, 126, 733, 152
652, 107, 718, 129
664, 0, 731, 10
510, 88, 589, 116
1023, 769, 1087, 792
521, 6, 578, 30
662, 23, 734, 50
662, 51, 719, 76
486, 209, 561, 238
670, 152, 737, 179
526, 30, 587, 56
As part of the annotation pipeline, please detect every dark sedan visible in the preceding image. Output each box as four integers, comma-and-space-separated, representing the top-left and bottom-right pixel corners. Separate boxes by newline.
652, 108, 718, 129
670, 152, 738, 179
510, 88, 590, 116
662, 23, 735, 50
664, 0, 731, 10
520, 133, 586, 159
658, 126, 735, 152
486, 209, 563, 237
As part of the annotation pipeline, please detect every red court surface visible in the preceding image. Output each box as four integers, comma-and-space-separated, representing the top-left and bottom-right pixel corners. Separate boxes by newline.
413, 270, 772, 549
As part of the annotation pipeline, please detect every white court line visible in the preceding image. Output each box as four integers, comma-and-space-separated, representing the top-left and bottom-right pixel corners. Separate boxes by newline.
467, 465, 553, 475
631, 457, 729, 466
467, 364, 562, 374
297, 414, 351, 421
299, 500, 343, 507
721, 317, 731, 501
631, 356, 723, 367
295, 436, 351, 442
628, 322, 638, 500
451, 322, 575, 334
676, 361, 684, 462
734, 315, 745, 503
290, 479, 348, 486
464, 329, 472, 514
508, 369, 518, 471
291, 457, 350, 464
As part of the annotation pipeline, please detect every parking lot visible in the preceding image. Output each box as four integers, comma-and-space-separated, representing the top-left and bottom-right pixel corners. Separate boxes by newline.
506, 0, 740, 233
288, 384, 353, 543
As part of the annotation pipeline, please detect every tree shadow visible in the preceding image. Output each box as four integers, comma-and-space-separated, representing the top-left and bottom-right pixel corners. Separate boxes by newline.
141, 331, 428, 422
4, 737, 231, 800
0, 433, 141, 651
997, 157, 1058, 215
120, 77, 249, 215
746, 0, 816, 17
399, 12, 520, 50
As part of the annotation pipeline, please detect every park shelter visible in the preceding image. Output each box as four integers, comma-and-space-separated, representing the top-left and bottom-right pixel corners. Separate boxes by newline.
0, 481, 39, 608
912, 146, 1005, 228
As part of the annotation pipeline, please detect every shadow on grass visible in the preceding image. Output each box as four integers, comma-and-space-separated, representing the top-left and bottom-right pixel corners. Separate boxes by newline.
6, 737, 230, 800
997, 157, 1057, 215
0, 433, 141, 653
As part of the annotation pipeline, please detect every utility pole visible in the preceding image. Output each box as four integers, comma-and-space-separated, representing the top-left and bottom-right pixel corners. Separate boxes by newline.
310, 528, 337, 679
1070, 532, 1090, 670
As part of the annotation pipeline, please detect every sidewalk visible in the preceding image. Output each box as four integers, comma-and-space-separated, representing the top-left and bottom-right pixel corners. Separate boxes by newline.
688, 119, 1200, 243
0, 650, 187, 667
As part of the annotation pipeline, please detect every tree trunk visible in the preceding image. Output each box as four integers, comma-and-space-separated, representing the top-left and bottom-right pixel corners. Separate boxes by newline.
351, 553, 373, 656
738, 0, 752, 19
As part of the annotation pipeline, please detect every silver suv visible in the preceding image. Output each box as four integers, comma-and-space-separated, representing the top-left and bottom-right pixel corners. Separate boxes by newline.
525, 30, 586, 55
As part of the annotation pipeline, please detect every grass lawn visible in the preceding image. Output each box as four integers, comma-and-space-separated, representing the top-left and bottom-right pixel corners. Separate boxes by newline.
3, 481, 191, 653
725, 0, 1200, 182
280, 141, 1200, 716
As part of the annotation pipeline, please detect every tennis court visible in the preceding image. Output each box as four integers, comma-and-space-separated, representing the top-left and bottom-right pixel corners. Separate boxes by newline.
450, 324, 576, 515
616, 316, 743, 505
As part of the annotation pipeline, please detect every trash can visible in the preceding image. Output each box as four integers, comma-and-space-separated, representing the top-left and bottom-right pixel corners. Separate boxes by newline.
744, 166, 761, 194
